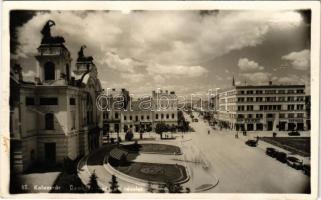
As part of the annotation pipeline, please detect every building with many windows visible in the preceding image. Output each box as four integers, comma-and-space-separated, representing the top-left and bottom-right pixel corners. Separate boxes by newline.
103, 89, 178, 134
10, 21, 103, 173
215, 82, 309, 131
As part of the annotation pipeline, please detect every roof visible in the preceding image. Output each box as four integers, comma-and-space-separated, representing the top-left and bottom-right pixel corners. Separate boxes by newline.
235, 84, 305, 89
109, 148, 128, 160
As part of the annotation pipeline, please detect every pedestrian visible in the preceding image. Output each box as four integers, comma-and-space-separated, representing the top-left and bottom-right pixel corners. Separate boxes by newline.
208, 129, 210, 135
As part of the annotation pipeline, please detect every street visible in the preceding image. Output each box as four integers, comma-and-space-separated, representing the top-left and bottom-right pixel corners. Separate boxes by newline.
183, 111, 310, 193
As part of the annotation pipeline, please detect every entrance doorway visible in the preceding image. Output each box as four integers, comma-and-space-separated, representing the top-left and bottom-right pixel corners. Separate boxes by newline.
267, 121, 273, 131
44, 143, 56, 164
114, 124, 119, 133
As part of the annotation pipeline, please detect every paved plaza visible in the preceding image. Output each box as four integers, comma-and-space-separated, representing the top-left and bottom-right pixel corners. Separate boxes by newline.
77, 111, 310, 193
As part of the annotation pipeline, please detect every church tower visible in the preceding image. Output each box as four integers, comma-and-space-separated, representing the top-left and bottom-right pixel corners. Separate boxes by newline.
35, 20, 72, 85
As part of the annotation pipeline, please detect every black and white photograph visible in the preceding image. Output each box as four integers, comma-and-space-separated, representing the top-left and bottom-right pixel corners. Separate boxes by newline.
1, 1, 320, 199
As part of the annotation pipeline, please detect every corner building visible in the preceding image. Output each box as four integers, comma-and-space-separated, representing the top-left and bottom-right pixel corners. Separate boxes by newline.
217, 83, 309, 131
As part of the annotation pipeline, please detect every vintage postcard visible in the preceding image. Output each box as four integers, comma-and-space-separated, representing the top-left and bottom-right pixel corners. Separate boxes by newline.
1, 1, 320, 199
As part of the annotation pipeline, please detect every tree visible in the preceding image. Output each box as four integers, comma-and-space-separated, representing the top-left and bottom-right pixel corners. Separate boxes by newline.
165, 181, 183, 193
147, 181, 154, 193
109, 175, 121, 193
155, 122, 168, 139
87, 171, 103, 193
125, 128, 134, 141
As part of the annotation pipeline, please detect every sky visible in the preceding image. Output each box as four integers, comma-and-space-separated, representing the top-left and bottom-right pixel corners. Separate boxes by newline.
10, 10, 311, 97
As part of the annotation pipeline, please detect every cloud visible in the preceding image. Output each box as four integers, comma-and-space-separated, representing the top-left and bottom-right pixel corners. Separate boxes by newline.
282, 49, 310, 70
146, 63, 208, 78
14, 10, 303, 65
240, 72, 271, 84
22, 70, 36, 77
120, 73, 145, 83
238, 58, 264, 71
100, 52, 139, 73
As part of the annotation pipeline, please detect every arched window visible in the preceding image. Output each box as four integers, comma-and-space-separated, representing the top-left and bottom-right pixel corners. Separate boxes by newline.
44, 62, 55, 80
45, 113, 54, 130
66, 64, 70, 80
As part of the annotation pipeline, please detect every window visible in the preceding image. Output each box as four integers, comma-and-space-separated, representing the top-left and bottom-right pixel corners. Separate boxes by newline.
256, 114, 263, 118
278, 97, 285, 102
147, 115, 150, 120
266, 90, 276, 94
278, 90, 285, 94
45, 113, 54, 130
69, 98, 76, 105
103, 112, 109, 120
124, 116, 127, 121
256, 97, 263, 102
161, 114, 164, 119
288, 90, 294, 94
237, 114, 244, 119
288, 105, 295, 110
297, 89, 304, 94
166, 114, 169, 119
247, 97, 253, 102
238, 98, 244, 102
130, 115, 132, 120
135, 116, 139, 121
256, 90, 263, 94
288, 113, 294, 118
40, 97, 58, 105
248, 114, 252, 118
246, 90, 253, 94
279, 113, 285, 118
297, 104, 304, 110
155, 114, 158, 120
172, 113, 175, 119
71, 111, 75, 129
115, 112, 119, 119
287, 97, 295, 102
247, 105, 253, 111
297, 113, 304, 118
238, 106, 244, 111
26, 97, 35, 105
44, 62, 55, 80
141, 115, 144, 120
267, 113, 274, 118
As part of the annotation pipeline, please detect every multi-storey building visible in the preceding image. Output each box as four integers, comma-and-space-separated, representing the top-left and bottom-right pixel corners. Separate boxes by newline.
103, 89, 178, 133
10, 20, 103, 173
216, 82, 309, 131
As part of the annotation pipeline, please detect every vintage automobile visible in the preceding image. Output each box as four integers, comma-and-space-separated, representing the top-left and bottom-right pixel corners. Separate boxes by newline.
245, 139, 257, 147
302, 164, 311, 176
286, 156, 303, 170
288, 131, 300, 136
266, 147, 277, 158
275, 151, 287, 163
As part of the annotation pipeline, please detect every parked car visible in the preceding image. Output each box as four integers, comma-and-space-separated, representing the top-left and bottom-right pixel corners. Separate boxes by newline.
193, 118, 199, 122
266, 147, 277, 158
288, 131, 300, 136
245, 140, 257, 147
286, 156, 303, 170
302, 164, 311, 176
275, 151, 287, 163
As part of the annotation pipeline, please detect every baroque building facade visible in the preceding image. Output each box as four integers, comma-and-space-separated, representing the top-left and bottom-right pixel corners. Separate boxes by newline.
10, 20, 103, 173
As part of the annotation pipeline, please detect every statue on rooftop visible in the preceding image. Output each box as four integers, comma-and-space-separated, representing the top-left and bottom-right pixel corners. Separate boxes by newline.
77, 45, 93, 62
40, 20, 65, 44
